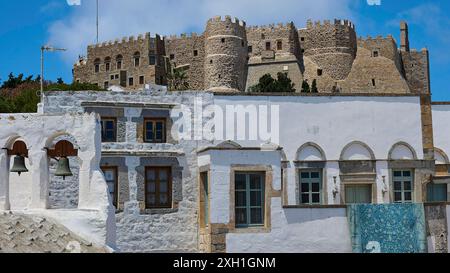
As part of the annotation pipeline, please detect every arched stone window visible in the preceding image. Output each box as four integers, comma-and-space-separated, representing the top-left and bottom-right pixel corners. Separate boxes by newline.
434, 148, 449, 165
94, 58, 101, 73
104, 57, 111, 72
296, 142, 326, 161
116, 54, 123, 70
133, 51, 140, 67
388, 142, 417, 160
340, 141, 375, 161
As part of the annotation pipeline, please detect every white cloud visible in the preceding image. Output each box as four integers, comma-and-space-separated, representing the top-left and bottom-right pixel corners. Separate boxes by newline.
47, 0, 355, 66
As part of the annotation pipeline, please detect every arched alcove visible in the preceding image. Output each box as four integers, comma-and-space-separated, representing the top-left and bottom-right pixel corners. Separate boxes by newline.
434, 148, 449, 165
340, 141, 375, 161
388, 142, 418, 160
7, 139, 32, 210
296, 142, 326, 161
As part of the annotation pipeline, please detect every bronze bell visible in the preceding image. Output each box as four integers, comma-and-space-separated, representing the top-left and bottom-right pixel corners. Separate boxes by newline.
10, 155, 29, 176
55, 157, 73, 180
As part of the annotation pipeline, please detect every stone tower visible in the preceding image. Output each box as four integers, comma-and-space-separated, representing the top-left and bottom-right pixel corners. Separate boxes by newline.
301, 19, 357, 81
204, 16, 248, 92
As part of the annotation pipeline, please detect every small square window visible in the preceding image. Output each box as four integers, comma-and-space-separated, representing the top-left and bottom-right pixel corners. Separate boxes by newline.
373, 51, 379, 57
193, 50, 198, 57
221, 38, 225, 43
301, 37, 305, 42
101, 118, 117, 142
115, 74, 119, 80
317, 69, 323, 76
170, 54, 175, 60
110, 75, 114, 80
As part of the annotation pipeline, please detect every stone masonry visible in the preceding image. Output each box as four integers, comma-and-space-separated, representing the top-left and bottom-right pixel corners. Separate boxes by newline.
74, 17, 429, 95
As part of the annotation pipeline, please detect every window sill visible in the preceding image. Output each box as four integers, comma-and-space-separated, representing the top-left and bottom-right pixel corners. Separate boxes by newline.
283, 205, 347, 209
231, 226, 270, 234
140, 208, 179, 215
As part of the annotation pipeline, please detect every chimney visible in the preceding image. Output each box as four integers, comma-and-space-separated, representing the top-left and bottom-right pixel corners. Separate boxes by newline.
400, 21, 409, 52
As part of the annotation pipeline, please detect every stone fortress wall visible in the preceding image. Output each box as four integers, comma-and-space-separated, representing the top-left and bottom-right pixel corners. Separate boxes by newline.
73, 16, 430, 95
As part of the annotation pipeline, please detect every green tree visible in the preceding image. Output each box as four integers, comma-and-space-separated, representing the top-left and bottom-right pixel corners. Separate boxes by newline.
167, 69, 190, 91
301, 80, 310, 93
56, 78, 64, 84
249, 73, 295, 93
311, 79, 318, 93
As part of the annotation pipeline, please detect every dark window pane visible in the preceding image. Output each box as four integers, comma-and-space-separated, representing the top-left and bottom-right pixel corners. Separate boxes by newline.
394, 192, 402, 202
312, 194, 320, 203
403, 171, 411, 177
404, 192, 412, 201
394, 171, 402, 177
146, 170, 155, 180
159, 181, 168, 193
394, 181, 402, 191
160, 194, 168, 204
250, 191, 262, 207
156, 122, 164, 130
156, 130, 163, 140
311, 183, 320, 192
301, 194, 310, 204
159, 170, 168, 180
146, 182, 156, 193
311, 172, 320, 179
147, 194, 156, 205
301, 172, 310, 179
250, 208, 263, 224
235, 208, 247, 225
235, 191, 246, 207
301, 183, 309, 193
404, 181, 412, 191
235, 174, 246, 189
105, 131, 114, 140
250, 175, 262, 190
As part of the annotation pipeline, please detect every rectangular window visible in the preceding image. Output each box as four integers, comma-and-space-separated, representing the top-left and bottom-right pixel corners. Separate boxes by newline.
145, 167, 172, 209
128, 77, 134, 86
94, 64, 100, 73
299, 170, 322, 205
105, 63, 110, 71
104, 81, 109, 90
170, 54, 175, 60
117, 61, 122, 70
317, 69, 323, 76
139, 76, 145, 85
345, 185, 372, 204
134, 57, 140, 67
248, 45, 253, 53
200, 172, 209, 227
101, 118, 117, 142
110, 75, 114, 80
373, 50, 379, 57
115, 74, 119, 79
265, 41, 271, 51
144, 118, 166, 143
101, 167, 118, 208
277, 40, 283, 50
235, 172, 265, 228
393, 170, 414, 203
149, 55, 156, 65
193, 50, 198, 57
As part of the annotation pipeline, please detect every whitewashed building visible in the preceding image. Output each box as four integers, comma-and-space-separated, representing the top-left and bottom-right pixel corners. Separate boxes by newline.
1, 87, 449, 253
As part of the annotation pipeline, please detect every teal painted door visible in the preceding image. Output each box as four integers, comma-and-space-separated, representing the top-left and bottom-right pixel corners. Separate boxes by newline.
345, 185, 372, 204
427, 183, 447, 202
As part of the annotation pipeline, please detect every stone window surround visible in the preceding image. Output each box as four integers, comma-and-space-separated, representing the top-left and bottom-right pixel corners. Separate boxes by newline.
228, 165, 280, 234
100, 117, 117, 143
294, 161, 328, 206
143, 118, 167, 143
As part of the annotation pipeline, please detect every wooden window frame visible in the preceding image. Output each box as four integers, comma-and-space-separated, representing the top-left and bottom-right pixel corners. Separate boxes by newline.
145, 167, 172, 209
234, 172, 266, 228
392, 169, 414, 203
101, 166, 119, 208
143, 118, 166, 143
299, 169, 323, 205
101, 117, 117, 143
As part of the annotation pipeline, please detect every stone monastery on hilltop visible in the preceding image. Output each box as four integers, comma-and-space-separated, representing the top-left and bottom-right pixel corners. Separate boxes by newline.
2, 16, 450, 254
74, 16, 429, 95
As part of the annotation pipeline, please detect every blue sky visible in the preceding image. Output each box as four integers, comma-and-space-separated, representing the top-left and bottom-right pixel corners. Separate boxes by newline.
1, 0, 449, 100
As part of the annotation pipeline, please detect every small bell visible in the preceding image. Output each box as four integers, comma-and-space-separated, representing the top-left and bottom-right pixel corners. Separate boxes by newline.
10, 155, 29, 176
55, 157, 73, 180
